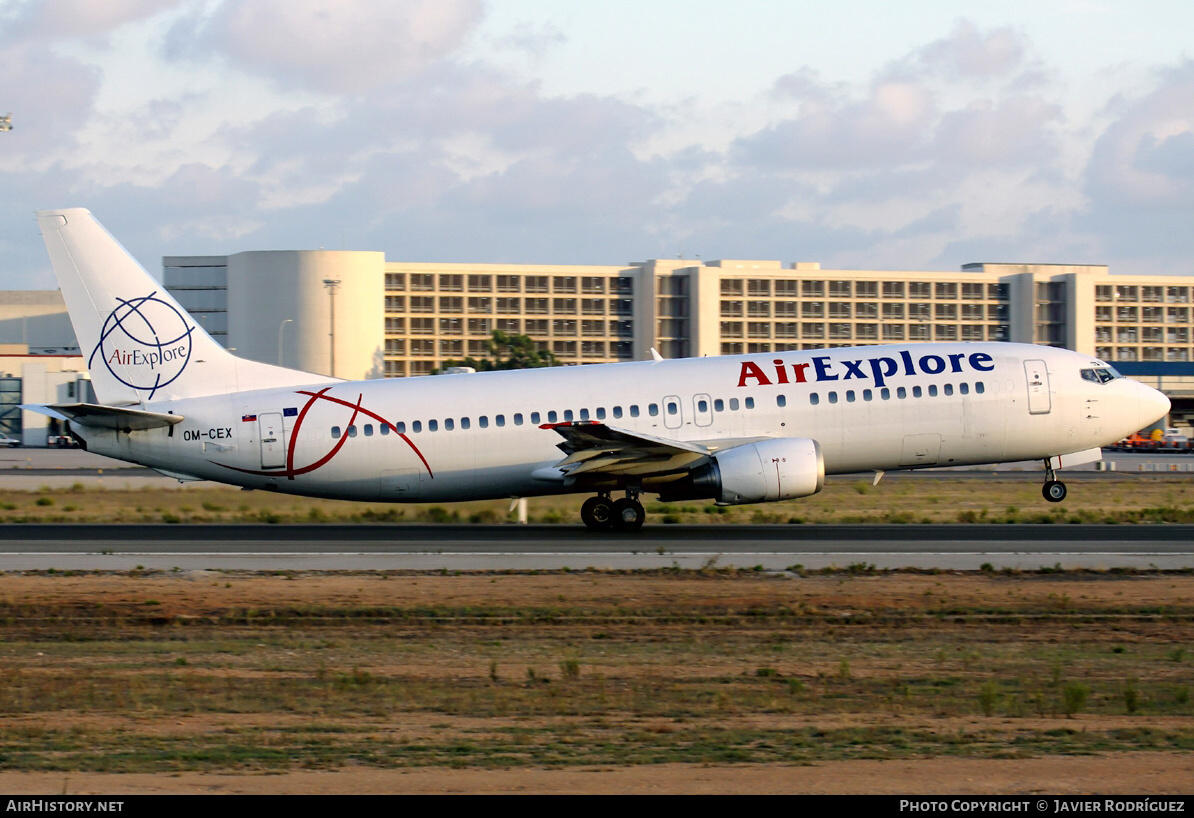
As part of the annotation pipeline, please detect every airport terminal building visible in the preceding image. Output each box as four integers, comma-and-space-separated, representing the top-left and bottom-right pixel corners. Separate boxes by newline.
5, 250, 1194, 441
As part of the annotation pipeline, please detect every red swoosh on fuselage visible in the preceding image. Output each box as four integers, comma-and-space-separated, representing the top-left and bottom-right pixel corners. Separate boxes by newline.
209, 388, 434, 479
296, 389, 433, 477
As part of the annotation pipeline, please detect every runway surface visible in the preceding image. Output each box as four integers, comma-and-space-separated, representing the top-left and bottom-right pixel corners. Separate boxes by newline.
2, 523, 1191, 571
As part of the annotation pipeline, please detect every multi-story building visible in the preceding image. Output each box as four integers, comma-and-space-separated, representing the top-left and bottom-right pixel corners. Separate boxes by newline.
161, 254, 1194, 417
6, 253, 1189, 442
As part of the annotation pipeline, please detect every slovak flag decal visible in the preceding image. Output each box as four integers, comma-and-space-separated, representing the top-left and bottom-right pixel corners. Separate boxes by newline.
242, 414, 257, 422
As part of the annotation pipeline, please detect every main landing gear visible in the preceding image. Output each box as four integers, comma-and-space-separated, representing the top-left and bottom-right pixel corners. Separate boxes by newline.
581, 491, 646, 532
1042, 458, 1067, 503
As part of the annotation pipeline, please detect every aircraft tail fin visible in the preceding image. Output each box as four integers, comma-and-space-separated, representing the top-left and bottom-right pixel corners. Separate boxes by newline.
36, 208, 336, 406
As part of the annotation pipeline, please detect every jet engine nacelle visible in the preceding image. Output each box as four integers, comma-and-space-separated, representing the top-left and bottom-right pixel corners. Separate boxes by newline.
662, 437, 825, 505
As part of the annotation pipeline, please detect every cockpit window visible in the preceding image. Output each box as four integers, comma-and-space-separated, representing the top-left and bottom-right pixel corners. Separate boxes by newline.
1081, 367, 1118, 384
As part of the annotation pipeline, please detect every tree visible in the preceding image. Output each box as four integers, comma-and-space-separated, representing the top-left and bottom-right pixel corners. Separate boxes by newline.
437, 331, 559, 373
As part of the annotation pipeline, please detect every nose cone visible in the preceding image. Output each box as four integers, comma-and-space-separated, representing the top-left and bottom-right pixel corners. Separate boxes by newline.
1137, 382, 1171, 429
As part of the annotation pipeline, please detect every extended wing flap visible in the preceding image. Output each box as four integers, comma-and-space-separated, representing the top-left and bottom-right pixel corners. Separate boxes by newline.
24, 402, 183, 431
543, 421, 710, 481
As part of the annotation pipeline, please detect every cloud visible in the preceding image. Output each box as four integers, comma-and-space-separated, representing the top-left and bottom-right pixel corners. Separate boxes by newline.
1085, 61, 1194, 209
0, 43, 102, 157
1076, 61, 1194, 270
911, 20, 1029, 81
178, 0, 485, 94
8, 10, 1194, 290
736, 78, 935, 169
934, 95, 1062, 167
0, 0, 183, 43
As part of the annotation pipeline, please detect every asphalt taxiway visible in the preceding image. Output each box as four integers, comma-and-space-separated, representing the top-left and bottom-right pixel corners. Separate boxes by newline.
2, 523, 1190, 571
2, 450, 1191, 571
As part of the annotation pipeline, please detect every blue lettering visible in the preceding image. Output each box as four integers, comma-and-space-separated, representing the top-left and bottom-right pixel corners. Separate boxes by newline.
919, 355, 946, 374
812, 356, 837, 381
969, 352, 994, 371
733, 349, 998, 389
899, 350, 917, 376
868, 357, 898, 388
841, 360, 866, 380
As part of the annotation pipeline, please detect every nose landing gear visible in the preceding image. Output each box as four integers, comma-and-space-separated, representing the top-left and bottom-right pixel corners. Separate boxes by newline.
581, 491, 645, 531
1042, 458, 1067, 503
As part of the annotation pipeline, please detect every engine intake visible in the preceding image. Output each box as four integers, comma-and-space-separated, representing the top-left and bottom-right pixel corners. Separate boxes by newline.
660, 437, 824, 505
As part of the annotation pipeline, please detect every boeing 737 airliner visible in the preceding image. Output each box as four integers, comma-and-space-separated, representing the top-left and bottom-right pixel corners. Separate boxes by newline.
26, 209, 1170, 530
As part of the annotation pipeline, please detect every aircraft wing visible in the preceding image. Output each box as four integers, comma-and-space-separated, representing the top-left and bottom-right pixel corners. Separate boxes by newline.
23, 403, 183, 431
541, 421, 712, 478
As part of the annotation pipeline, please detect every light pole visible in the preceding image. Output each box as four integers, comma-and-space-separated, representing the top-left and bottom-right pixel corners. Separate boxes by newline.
323, 279, 341, 377
277, 318, 293, 366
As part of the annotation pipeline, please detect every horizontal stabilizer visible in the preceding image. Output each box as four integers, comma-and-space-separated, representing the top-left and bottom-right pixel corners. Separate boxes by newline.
24, 403, 183, 431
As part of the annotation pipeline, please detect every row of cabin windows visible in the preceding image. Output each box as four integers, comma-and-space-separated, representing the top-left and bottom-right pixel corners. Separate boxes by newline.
329, 397, 760, 439
798, 382, 986, 406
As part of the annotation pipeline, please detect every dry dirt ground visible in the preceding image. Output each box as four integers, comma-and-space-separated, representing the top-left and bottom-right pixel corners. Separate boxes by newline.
0, 570, 1191, 795
3, 754, 1193, 795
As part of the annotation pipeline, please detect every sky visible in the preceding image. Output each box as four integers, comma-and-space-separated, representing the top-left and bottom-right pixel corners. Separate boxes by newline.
2, 0, 1194, 289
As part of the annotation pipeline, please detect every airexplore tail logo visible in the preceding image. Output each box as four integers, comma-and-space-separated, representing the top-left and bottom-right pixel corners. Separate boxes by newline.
90, 293, 195, 400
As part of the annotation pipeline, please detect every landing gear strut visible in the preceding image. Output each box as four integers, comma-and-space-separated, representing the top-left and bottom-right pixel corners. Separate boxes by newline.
1042, 458, 1067, 503
581, 491, 645, 531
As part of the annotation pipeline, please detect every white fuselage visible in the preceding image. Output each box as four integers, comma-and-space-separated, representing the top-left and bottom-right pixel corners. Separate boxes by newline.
75, 342, 1167, 504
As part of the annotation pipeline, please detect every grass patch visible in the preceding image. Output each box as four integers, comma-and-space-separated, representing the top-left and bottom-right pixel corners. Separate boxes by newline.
5, 474, 1194, 525
0, 571, 1190, 772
